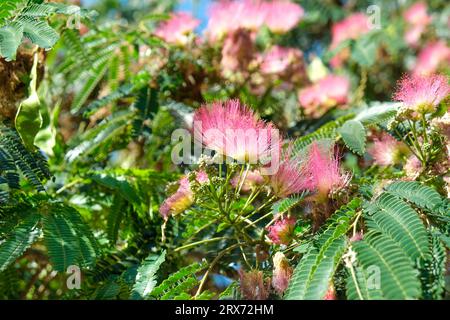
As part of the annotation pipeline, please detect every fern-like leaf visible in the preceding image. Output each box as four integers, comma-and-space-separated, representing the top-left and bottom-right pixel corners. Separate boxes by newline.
130, 250, 166, 299
352, 233, 421, 299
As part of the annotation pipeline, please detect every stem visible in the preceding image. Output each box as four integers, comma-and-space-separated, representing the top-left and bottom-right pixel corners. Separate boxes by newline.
194, 242, 244, 298
174, 237, 230, 252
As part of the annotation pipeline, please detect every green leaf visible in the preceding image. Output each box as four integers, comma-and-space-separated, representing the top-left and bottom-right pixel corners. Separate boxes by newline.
384, 181, 444, 213
0, 22, 23, 61
285, 205, 356, 299
346, 265, 384, 300
271, 191, 308, 216
353, 233, 421, 299
0, 213, 41, 272
338, 120, 366, 155
131, 250, 166, 299
42, 204, 98, 271
351, 36, 378, 67
18, 16, 59, 49
354, 102, 399, 126
371, 192, 430, 261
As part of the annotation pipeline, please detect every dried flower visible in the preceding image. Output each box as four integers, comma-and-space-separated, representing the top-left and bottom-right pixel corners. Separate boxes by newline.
154, 12, 199, 45
404, 155, 423, 178
239, 269, 270, 300
159, 171, 208, 220
272, 252, 293, 295
267, 216, 296, 245
220, 29, 255, 76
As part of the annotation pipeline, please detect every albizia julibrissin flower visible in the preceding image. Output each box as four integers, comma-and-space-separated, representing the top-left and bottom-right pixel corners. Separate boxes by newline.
272, 252, 293, 295
412, 41, 450, 76
231, 170, 264, 192
193, 100, 278, 163
262, 0, 304, 34
220, 28, 255, 76
206, 0, 303, 41
267, 216, 296, 245
269, 147, 313, 198
259, 46, 306, 84
154, 12, 199, 45
393, 74, 450, 113
403, 2, 431, 46
329, 13, 370, 68
159, 171, 208, 220
305, 142, 350, 199
298, 75, 350, 118
367, 132, 409, 166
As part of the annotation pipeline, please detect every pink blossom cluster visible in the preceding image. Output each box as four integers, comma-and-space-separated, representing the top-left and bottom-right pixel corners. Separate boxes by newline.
403, 2, 432, 46
329, 13, 371, 68
206, 0, 304, 41
154, 12, 200, 45
394, 73, 450, 113
413, 41, 450, 76
298, 75, 350, 118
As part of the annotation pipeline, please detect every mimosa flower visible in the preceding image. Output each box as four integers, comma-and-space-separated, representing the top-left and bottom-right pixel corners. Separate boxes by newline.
393, 74, 449, 113
403, 2, 431, 46
267, 216, 296, 245
220, 29, 255, 75
269, 147, 313, 198
159, 171, 208, 220
193, 100, 279, 164
298, 75, 350, 118
262, 0, 304, 34
413, 41, 450, 76
432, 112, 450, 140
305, 142, 350, 199
206, 0, 265, 41
367, 133, 408, 166
329, 13, 370, 67
259, 46, 305, 84
239, 269, 270, 300
206, 0, 303, 41
404, 155, 423, 178
231, 170, 264, 192
272, 252, 293, 295
155, 12, 199, 45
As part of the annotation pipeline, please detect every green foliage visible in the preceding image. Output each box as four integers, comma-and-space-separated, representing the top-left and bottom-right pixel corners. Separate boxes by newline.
150, 261, 207, 300
338, 120, 366, 155
285, 199, 361, 299
0, 125, 51, 199
0, 1, 89, 61
271, 191, 308, 216
130, 250, 166, 299
352, 233, 421, 299
42, 203, 98, 271
0, 212, 40, 272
